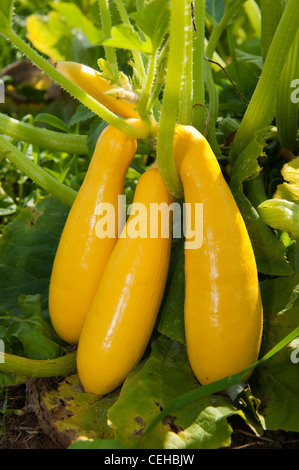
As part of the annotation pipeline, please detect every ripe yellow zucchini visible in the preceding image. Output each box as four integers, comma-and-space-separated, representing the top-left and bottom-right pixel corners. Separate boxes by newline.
49, 123, 138, 345
173, 125, 263, 385
77, 166, 174, 395
56, 61, 139, 119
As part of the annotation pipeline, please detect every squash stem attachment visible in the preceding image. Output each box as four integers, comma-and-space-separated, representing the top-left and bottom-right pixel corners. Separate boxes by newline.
156, 0, 190, 198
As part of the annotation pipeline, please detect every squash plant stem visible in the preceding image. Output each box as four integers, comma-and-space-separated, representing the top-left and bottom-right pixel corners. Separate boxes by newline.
0, 113, 89, 155
229, 0, 299, 163
0, 351, 77, 378
5, 31, 147, 140
156, 0, 189, 198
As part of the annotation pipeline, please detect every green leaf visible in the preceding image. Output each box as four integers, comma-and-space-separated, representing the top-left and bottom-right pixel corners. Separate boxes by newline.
229, 128, 294, 276
0, 196, 69, 321
131, 0, 170, 50
275, 157, 299, 203
26, 10, 97, 63
251, 275, 299, 432
102, 24, 152, 54
68, 104, 95, 128
2, 294, 64, 360
206, 0, 225, 23
0, 189, 16, 216
108, 336, 253, 449
157, 242, 185, 344
49, 1, 102, 45
0, 0, 14, 33
39, 374, 118, 444
164, 396, 243, 449
34, 113, 72, 134
69, 439, 127, 449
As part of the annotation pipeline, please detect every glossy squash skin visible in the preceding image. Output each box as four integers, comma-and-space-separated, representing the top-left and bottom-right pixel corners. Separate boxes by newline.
56, 61, 139, 119
173, 125, 263, 386
49, 123, 137, 345
77, 167, 174, 395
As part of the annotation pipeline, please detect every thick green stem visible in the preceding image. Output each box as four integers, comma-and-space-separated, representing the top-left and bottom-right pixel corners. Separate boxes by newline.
0, 114, 88, 155
243, 0, 261, 38
276, 27, 299, 152
260, 0, 283, 62
156, 0, 189, 198
192, 0, 206, 134
99, 0, 118, 71
204, 0, 248, 155
230, 0, 299, 164
138, 53, 158, 119
5, 31, 147, 140
0, 135, 77, 206
178, 4, 193, 126
0, 351, 77, 377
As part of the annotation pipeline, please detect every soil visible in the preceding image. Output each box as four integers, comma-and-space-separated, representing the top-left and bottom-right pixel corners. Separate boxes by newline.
1, 382, 299, 450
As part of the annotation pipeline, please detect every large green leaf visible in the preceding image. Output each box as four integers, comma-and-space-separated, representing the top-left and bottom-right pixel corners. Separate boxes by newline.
108, 335, 255, 449
251, 275, 299, 432
2, 294, 64, 360
0, 196, 69, 320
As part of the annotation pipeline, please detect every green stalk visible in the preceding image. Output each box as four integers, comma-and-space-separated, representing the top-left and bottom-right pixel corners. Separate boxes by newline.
156, 0, 189, 198
243, 0, 261, 38
99, 0, 118, 72
113, 0, 146, 81
230, 0, 299, 164
0, 135, 77, 207
5, 31, 147, 140
204, 0, 248, 155
0, 114, 88, 155
192, 0, 206, 134
178, 3, 193, 126
260, 0, 284, 62
138, 52, 158, 120
276, 27, 299, 152
0, 351, 77, 377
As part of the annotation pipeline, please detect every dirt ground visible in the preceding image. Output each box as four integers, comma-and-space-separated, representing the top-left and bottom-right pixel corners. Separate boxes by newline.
1, 382, 299, 450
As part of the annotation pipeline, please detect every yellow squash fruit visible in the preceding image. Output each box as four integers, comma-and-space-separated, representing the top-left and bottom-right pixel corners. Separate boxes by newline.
55, 61, 139, 119
173, 125, 263, 386
49, 122, 138, 345
77, 166, 174, 395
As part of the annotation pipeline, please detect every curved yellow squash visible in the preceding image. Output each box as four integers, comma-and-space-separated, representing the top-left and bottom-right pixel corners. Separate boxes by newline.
77, 167, 174, 395
49, 123, 137, 345
173, 125, 263, 385
56, 61, 139, 119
